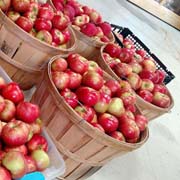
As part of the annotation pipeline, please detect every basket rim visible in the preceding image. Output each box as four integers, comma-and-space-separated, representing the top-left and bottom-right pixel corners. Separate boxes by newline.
45, 54, 149, 150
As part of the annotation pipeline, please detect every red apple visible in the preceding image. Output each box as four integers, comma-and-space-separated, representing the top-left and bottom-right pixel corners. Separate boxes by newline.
91, 123, 105, 132
65, 69, 82, 89
99, 85, 112, 97
88, 61, 103, 76
4, 144, 28, 155
109, 131, 125, 142
107, 97, 125, 117
31, 149, 50, 171
152, 92, 171, 108
129, 61, 143, 74
127, 73, 142, 90
120, 91, 136, 107
135, 114, 148, 132
114, 62, 132, 77
51, 28, 65, 45
82, 5, 92, 15
136, 49, 146, 58
24, 155, 37, 173
98, 22, 111, 37
0, 77, 6, 89
119, 80, 132, 93
155, 69, 166, 84
126, 104, 136, 113
60, 88, 78, 108
7, 10, 20, 22
15, 16, 33, 32
16, 101, 40, 124
38, 6, 54, 20
105, 79, 120, 96
52, 71, 70, 90
104, 43, 121, 58
139, 70, 158, 83
123, 38, 135, 49
141, 59, 156, 72
0, 95, 5, 113
67, 53, 88, 74
75, 105, 95, 123
95, 27, 104, 38
119, 48, 134, 63
0, 100, 16, 122
81, 23, 97, 37
62, 28, 71, 44
0, 166, 11, 180
63, 4, 76, 21
0, 0, 11, 12
138, 89, 153, 103
36, 30, 53, 44
98, 113, 119, 133
89, 9, 102, 24
12, 0, 30, 13
52, 0, 63, 11
23, 11, 37, 22
1, 120, 30, 146
28, 2, 39, 15
140, 79, 154, 92
2, 151, 26, 179
76, 86, 99, 107
34, 18, 52, 31
51, 57, 68, 72
73, 14, 90, 27
30, 118, 42, 135
131, 53, 143, 64
152, 84, 168, 94
82, 71, 104, 91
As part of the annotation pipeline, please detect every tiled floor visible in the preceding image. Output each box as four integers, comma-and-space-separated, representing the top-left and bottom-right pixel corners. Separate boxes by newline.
75, 0, 180, 180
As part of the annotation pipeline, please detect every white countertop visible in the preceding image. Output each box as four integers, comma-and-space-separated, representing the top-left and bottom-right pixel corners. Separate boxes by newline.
75, 0, 180, 180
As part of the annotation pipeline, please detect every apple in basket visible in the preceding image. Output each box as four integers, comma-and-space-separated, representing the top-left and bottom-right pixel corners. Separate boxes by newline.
135, 114, 148, 132
51, 28, 65, 45
80, 23, 98, 37
24, 155, 37, 173
34, 18, 52, 31
88, 61, 103, 76
4, 144, 28, 155
7, 10, 20, 22
38, 6, 54, 21
152, 84, 168, 95
90, 123, 105, 132
109, 131, 125, 142
0, 95, 5, 113
0, 0, 11, 12
138, 89, 153, 103
63, 4, 76, 21
16, 16, 33, 32
89, 9, 102, 24
73, 14, 90, 27
51, 57, 68, 72
140, 79, 154, 92
12, 0, 31, 13
104, 43, 121, 58
0, 166, 11, 180
127, 73, 142, 90
105, 79, 120, 96
36, 30, 53, 44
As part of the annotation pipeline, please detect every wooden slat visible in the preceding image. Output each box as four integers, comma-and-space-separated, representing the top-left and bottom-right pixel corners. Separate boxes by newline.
128, 0, 180, 30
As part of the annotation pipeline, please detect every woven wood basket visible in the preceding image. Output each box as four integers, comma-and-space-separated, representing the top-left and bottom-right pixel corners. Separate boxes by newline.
94, 45, 174, 121
0, 9, 76, 70
0, 50, 42, 90
31, 55, 149, 179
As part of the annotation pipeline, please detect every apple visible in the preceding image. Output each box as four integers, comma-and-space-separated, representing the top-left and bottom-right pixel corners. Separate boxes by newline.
89, 9, 102, 24
109, 131, 125, 142
0, 0, 11, 12
1, 120, 30, 147
141, 59, 156, 72
34, 18, 52, 31
82, 71, 104, 90
0, 95, 5, 113
31, 149, 50, 171
62, 28, 71, 44
63, 4, 76, 21
38, 7, 54, 20
28, 2, 39, 15
152, 92, 171, 108
98, 22, 111, 37
12, 0, 30, 13
105, 79, 120, 96
139, 70, 158, 83
67, 53, 88, 74
123, 38, 135, 49
51, 57, 68, 72
60, 88, 78, 108
129, 61, 143, 74
51, 28, 65, 45
52, 14, 69, 31
119, 119, 140, 141
95, 27, 104, 38
140, 79, 154, 92
0, 100, 16, 122
74, 105, 95, 123
91, 123, 105, 132
65, 69, 82, 89
136, 49, 146, 58
81, 23, 97, 37
24, 155, 37, 173
30, 118, 42, 135
107, 97, 125, 117
135, 114, 148, 132
52, 0, 63, 11
23, 11, 37, 22
0, 166, 11, 180
99, 85, 112, 97
16, 101, 40, 123
4, 144, 28, 155
155, 69, 166, 84
127, 73, 142, 90
152, 84, 168, 94
131, 53, 143, 64
114, 62, 132, 77
119, 80, 132, 93
29, 28, 37, 36
0, 77, 6, 89
138, 89, 153, 103
88, 61, 103, 76
73, 14, 90, 27
7, 10, 20, 22
126, 104, 136, 113
76, 86, 99, 107
15, 16, 33, 32
36, 30, 53, 44
98, 113, 119, 133
82, 5, 92, 15
52, 71, 70, 90
120, 91, 136, 107
119, 48, 134, 63
94, 93, 111, 113
2, 151, 26, 179
104, 43, 121, 58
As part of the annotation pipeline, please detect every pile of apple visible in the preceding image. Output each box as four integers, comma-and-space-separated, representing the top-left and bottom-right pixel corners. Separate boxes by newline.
0, 0, 71, 48
51, 53, 148, 144
102, 39, 171, 108
51, 0, 112, 42
0, 77, 50, 179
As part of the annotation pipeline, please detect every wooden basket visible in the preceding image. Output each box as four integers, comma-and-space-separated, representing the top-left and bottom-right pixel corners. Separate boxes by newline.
72, 26, 115, 59
0, 50, 42, 90
31, 55, 149, 179
94, 45, 174, 121
0, 9, 76, 70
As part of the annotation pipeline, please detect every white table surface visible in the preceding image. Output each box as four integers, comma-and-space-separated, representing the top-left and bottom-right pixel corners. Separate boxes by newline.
75, 0, 180, 180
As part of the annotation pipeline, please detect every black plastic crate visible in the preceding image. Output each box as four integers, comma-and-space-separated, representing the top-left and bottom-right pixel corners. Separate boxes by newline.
111, 24, 175, 85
